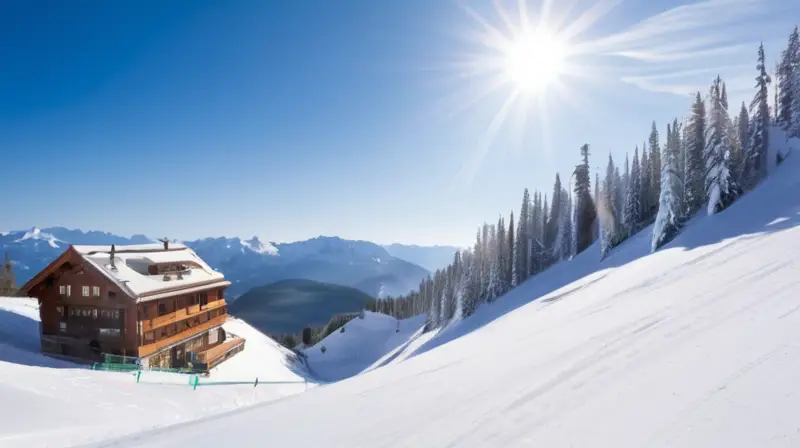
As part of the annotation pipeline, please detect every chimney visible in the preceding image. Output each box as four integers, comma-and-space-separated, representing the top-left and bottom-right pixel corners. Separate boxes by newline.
159, 238, 169, 251
109, 245, 116, 270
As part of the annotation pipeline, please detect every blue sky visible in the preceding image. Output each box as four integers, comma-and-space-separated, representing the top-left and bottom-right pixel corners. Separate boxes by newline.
1, 0, 797, 246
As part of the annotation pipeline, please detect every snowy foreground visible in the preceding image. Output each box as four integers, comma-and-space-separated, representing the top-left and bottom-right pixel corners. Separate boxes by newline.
0, 298, 312, 448
96, 146, 800, 446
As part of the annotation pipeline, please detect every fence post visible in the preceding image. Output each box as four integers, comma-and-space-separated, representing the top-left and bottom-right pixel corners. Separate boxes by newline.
136, 371, 142, 383
254, 377, 258, 388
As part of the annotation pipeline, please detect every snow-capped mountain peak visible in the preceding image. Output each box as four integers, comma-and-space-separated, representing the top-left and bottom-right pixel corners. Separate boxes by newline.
241, 236, 278, 255
14, 227, 60, 248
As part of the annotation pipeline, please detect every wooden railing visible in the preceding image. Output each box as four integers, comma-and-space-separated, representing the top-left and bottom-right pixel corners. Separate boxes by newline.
138, 313, 227, 358
195, 337, 245, 364
141, 299, 226, 332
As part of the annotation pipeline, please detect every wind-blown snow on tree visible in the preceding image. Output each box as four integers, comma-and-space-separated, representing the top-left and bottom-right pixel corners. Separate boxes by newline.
704, 76, 738, 215
652, 120, 683, 251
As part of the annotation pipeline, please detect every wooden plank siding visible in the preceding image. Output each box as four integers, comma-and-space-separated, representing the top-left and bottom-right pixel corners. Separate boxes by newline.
140, 299, 226, 333
138, 313, 227, 358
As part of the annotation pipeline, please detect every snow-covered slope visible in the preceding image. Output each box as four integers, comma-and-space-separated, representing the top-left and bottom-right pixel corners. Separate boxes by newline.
0, 297, 313, 448
302, 311, 427, 382
102, 137, 800, 446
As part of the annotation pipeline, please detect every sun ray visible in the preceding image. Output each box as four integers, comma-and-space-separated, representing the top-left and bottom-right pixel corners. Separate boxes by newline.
454, 89, 521, 186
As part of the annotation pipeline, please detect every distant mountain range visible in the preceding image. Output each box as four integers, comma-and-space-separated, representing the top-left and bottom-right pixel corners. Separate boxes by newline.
0, 227, 451, 299
382, 243, 459, 273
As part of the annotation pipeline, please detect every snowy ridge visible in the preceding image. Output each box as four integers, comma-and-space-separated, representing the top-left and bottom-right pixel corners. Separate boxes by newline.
99, 130, 800, 446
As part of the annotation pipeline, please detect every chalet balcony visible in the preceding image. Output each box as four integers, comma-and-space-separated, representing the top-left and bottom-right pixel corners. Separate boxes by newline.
194, 336, 245, 370
140, 299, 227, 333
139, 313, 227, 358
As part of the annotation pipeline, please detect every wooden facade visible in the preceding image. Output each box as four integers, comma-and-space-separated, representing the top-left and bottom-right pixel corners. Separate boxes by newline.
20, 245, 245, 370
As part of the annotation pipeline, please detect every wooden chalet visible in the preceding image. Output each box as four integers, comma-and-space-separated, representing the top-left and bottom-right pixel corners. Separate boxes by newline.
19, 241, 245, 371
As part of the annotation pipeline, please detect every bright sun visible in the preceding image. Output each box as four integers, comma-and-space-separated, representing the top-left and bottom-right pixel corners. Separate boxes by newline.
504, 30, 567, 93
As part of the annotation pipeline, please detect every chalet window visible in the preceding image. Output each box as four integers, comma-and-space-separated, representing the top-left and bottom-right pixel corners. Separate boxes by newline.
92, 309, 98, 319
92, 286, 100, 297
108, 291, 116, 299
199, 292, 208, 307
99, 328, 120, 337
59, 322, 66, 332
56, 306, 64, 317
158, 303, 167, 317
144, 332, 154, 342
59, 285, 66, 295
112, 310, 120, 320
82, 286, 90, 297
65, 285, 71, 297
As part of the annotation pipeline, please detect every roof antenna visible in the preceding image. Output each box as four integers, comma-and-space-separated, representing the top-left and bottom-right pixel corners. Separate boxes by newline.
158, 238, 169, 251
109, 244, 117, 270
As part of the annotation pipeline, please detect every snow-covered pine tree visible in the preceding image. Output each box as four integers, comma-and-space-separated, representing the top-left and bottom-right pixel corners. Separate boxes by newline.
652, 118, 683, 251
546, 174, 562, 261
733, 102, 750, 184
721, 82, 729, 112
684, 92, 707, 215
487, 224, 500, 302
624, 147, 641, 233
672, 118, 685, 211
704, 75, 738, 215
613, 164, 624, 232
559, 187, 573, 260
535, 194, 546, 274
600, 154, 618, 257
512, 189, 530, 286
574, 144, 597, 254
640, 144, 652, 220
747, 42, 772, 190
530, 192, 542, 274
506, 212, 515, 288
649, 121, 662, 209
791, 43, 800, 138
777, 27, 799, 128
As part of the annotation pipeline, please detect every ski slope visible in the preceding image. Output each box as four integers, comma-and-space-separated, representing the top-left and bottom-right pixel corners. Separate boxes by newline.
302, 311, 427, 381
0, 298, 313, 448
102, 136, 800, 447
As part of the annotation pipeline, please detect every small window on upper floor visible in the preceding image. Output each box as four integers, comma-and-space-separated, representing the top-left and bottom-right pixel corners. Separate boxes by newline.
59, 285, 66, 296
92, 286, 100, 297
108, 290, 116, 299
82, 286, 90, 297
66, 285, 71, 296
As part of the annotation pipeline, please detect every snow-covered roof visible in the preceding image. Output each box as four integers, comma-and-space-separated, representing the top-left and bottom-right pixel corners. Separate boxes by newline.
73, 244, 230, 302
